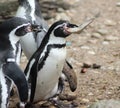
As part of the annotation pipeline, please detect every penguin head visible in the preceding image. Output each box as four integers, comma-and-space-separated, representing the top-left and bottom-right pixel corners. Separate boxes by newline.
0, 17, 41, 37
49, 20, 78, 38
15, 23, 41, 37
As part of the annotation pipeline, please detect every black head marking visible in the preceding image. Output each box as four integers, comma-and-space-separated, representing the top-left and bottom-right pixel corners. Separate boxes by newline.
0, 17, 30, 35
48, 20, 78, 38
15, 24, 30, 36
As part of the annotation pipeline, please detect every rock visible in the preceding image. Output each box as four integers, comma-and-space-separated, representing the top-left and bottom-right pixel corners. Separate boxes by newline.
92, 63, 101, 69
97, 29, 108, 35
88, 51, 96, 55
105, 36, 119, 41
83, 62, 92, 68
116, 2, 120, 7
102, 41, 109, 45
81, 98, 90, 104
88, 39, 98, 44
57, 8, 64, 12
80, 46, 90, 50
71, 100, 79, 107
88, 100, 120, 108
81, 68, 87, 73
92, 33, 102, 39
59, 93, 77, 101
104, 19, 116, 26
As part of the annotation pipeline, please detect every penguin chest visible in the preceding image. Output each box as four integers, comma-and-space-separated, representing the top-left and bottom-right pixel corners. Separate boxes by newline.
34, 48, 66, 101
20, 33, 37, 59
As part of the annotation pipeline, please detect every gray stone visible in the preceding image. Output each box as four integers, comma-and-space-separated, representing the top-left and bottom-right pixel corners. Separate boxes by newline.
80, 46, 90, 50
105, 36, 119, 41
88, 100, 120, 108
116, 2, 120, 7
97, 29, 108, 35
104, 19, 116, 26
92, 32, 102, 39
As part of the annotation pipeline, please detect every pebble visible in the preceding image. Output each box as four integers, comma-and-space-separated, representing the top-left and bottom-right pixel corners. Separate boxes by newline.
59, 93, 77, 101
105, 36, 119, 41
83, 62, 92, 68
88, 51, 96, 55
116, 2, 120, 7
88, 99, 120, 108
71, 101, 79, 107
81, 98, 90, 104
88, 39, 98, 44
102, 41, 109, 45
92, 63, 101, 69
92, 32, 102, 39
81, 68, 87, 73
104, 19, 116, 26
97, 29, 108, 35
80, 46, 90, 50
88, 92, 94, 96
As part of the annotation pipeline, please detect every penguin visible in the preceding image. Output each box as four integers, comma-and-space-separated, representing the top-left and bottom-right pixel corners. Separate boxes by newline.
16, 0, 77, 93
0, 17, 41, 108
16, 0, 48, 59
24, 20, 78, 107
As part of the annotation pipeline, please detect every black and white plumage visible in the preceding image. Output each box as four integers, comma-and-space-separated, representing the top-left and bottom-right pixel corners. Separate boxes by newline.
16, 0, 77, 94
0, 17, 41, 108
24, 20, 78, 104
16, 0, 48, 59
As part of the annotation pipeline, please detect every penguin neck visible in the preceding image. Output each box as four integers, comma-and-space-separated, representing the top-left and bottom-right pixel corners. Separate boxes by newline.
48, 32, 66, 45
37, 31, 66, 52
8, 30, 20, 55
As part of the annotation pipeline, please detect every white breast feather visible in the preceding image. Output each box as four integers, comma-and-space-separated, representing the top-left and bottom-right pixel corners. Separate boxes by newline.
0, 68, 8, 108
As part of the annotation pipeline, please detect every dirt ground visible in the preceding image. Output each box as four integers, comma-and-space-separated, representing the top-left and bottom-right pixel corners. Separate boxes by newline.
0, 0, 120, 108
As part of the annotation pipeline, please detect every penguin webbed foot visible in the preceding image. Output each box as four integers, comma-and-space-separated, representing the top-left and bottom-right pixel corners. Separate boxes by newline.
49, 98, 77, 108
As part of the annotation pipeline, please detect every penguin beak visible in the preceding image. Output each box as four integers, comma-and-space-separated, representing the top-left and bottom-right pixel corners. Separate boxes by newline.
25, 24, 42, 33
63, 23, 78, 35
66, 18, 95, 33
31, 24, 42, 32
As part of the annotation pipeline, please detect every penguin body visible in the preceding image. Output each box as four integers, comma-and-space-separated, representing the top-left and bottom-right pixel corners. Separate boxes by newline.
25, 20, 77, 103
0, 17, 40, 108
16, 0, 48, 59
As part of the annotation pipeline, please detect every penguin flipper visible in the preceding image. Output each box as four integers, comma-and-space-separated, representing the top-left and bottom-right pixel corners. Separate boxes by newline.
24, 57, 38, 103
3, 62, 28, 102
29, 62, 38, 103
62, 60, 77, 92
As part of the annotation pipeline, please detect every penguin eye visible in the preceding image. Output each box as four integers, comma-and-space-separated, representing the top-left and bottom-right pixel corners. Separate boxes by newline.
15, 25, 29, 36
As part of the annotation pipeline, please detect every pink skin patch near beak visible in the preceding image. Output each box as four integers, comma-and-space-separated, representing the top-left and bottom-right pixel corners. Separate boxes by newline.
25, 25, 32, 32
63, 26, 71, 35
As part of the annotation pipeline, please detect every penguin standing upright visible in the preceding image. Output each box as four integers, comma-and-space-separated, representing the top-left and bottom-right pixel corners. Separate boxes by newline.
24, 20, 78, 107
16, 0, 48, 59
0, 17, 41, 108
16, 0, 77, 94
